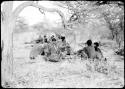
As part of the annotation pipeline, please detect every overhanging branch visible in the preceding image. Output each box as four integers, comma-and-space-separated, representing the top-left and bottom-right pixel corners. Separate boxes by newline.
13, 1, 69, 30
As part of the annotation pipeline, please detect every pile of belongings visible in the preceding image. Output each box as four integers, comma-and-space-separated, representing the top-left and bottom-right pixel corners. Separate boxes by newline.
29, 33, 73, 62
115, 48, 124, 56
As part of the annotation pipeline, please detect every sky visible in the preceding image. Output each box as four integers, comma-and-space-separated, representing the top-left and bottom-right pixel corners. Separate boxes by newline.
13, 1, 69, 26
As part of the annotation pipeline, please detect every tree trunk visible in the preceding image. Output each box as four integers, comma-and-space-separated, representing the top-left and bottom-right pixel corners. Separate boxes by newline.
1, 17, 15, 85
1, 1, 72, 86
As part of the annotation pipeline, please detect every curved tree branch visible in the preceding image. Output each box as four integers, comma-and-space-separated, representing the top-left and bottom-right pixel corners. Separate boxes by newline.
12, 1, 34, 17
13, 1, 69, 30
12, 1, 75, 45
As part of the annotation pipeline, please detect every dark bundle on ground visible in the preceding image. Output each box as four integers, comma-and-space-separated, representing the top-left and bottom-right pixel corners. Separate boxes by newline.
115, 49, 124, 56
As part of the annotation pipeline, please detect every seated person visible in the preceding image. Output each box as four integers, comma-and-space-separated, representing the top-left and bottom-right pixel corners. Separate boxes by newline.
65, 43, 71, 55
59, 36, 67, 52
43, 35, 48, 43
94, 42, 104, 60
55, 33, 61, 40
51, 35, 56, 42
83, 39, 96, 59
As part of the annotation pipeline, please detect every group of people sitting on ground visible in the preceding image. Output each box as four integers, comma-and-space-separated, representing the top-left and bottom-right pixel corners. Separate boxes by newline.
29, 33, 72, 62
29, 35, 108, 74
29, 32, 106, 63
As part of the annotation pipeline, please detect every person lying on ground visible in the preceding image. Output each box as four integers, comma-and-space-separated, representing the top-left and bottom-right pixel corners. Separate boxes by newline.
25, 35, 43, 44
35, 35, 43, 44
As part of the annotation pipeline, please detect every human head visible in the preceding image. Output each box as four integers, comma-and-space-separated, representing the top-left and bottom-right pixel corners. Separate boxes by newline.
86, 39, 92, 46
94, 42, 99, 47
61, 36, 65, 41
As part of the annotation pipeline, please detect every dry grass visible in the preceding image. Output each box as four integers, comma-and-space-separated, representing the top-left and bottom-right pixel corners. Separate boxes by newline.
5, 32, 123, 88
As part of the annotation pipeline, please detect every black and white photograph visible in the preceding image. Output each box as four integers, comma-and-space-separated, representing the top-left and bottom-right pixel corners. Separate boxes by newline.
1, 1, 124, 88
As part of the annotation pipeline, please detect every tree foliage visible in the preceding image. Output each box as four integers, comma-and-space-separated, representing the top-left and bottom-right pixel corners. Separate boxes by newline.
100, 2, 124, 48
55, 1, 124, 49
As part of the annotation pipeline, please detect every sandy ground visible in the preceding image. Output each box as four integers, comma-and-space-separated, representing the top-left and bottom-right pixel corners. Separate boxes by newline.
12, 32, 124, 88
